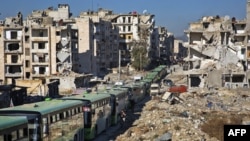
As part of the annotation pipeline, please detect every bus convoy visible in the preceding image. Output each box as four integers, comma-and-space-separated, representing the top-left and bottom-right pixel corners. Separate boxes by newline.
0, 65, 168, 141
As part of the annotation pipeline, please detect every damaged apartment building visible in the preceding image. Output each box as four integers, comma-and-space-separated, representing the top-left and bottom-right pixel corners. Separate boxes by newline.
184, 1, 250, 89
83, 8, 160, 66
0, 4, 93, 95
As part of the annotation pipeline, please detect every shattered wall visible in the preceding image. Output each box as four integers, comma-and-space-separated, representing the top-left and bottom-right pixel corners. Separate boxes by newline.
207, 70, 222, 88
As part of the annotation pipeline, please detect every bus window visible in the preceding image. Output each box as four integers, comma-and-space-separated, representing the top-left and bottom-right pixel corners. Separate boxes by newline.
83, 106, 92, 128
49, 107, 84, 141
0, 135, 3, 141
11, 131, 17, 140
57, 114, 60, 121
29, 118, 40, 140
59, 113, 64, 119
43, 118, 49, 137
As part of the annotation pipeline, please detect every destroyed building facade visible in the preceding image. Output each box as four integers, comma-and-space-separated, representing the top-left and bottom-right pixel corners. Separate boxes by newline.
183, 1, 250, 89
0, 4, 175, 94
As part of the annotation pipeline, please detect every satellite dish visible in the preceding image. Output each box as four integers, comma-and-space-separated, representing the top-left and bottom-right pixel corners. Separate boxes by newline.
143, 10, 147, 14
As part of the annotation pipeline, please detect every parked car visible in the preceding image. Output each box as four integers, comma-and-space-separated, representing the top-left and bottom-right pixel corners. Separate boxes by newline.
162, 79, 174, 87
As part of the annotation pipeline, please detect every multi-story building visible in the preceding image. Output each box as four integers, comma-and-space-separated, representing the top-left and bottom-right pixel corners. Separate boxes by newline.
153, 26, 176, 65
173, 39, 187, 60
0, 4, 93, 94
78, 9, 120, 76
95, 9, 156, 65
0, 12, 24, 84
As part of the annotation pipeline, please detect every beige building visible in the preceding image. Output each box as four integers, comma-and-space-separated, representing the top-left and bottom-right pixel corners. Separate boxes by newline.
88, 9, 155, 65
78, 10, 120, 76
0, 4, 92, 94
183, 1, 250, 88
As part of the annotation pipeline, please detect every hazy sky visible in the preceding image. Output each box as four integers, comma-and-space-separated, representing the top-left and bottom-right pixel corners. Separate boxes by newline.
0, 0, 247, 37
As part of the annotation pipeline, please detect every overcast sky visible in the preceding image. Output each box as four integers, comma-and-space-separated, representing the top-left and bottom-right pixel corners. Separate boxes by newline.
0, 0, 247, 37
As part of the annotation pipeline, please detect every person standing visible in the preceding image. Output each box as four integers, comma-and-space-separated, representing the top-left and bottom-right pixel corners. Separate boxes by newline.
120, 110, 126, 128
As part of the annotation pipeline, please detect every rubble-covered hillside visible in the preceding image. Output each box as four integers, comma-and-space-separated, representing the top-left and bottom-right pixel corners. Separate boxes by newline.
115, 72, 250, 141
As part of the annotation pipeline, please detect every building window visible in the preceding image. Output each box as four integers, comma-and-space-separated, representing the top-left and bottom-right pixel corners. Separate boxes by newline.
128, 26, 131, 31
11, 55, 18, 63
128, 17, 131, 23
123, 26, 126, 32
25, 60, 30, 67
25, 36, 30, 42
56, 31, 60, 36
123, 17, 125, 23
10, 31, 18, 39
39, 30, 44, 37
39, 67, 46, 74
8, 43, 19, 51
242, 48, 246, 55
25, 72, 30, 79
38, 43, 45, 49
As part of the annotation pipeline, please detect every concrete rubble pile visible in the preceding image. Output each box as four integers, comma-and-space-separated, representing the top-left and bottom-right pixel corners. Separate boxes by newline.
116, 75, 250, 141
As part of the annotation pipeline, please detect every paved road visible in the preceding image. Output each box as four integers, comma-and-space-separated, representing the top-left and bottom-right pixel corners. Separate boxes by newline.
93, 96, 151, 141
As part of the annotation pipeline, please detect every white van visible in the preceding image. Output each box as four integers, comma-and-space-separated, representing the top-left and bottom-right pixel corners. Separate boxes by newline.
150, 83, 160, 97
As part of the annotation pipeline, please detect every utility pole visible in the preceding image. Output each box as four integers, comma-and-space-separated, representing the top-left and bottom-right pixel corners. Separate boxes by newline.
118, 50, 121, 81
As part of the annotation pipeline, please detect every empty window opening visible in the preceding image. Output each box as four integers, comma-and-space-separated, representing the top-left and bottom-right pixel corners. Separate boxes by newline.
232, 75, 244, 83
10, 31, 18, 39
190, 76, 201, 87
39, 31, 44, 37
25, 72, 30, 79
11, 55, 18, 63
203, 23, 209, 29
224, 75, 230, 82
8, 66, 21, 74
25, 27, 29, 32
241, 48, 246, 55
25, 60, 30, 67
38, 43, 45, 49
56, 31, 60, 36
8, 43, 19, 51
39, 56, 45, 62
39, 67, 46, 74
25, 36, 29, 42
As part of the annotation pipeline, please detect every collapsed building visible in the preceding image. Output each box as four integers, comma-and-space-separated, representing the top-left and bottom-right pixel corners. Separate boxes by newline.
184, 3, 250, 89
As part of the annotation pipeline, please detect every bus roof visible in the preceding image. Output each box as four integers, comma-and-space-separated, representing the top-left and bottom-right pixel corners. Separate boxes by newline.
98, 89, 126, 96
0, 116, 27, 132
0, 99, 82, 115
62, 93, 110, 103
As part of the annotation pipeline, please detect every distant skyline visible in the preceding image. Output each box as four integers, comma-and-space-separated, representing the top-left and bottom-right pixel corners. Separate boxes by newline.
0, 0, 247, 37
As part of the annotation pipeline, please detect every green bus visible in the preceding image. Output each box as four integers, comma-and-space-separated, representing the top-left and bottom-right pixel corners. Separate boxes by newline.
0, 99, 84, 141
61, 93, 111, 140
98, 87, 129, 125
0, 116, 29, 141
